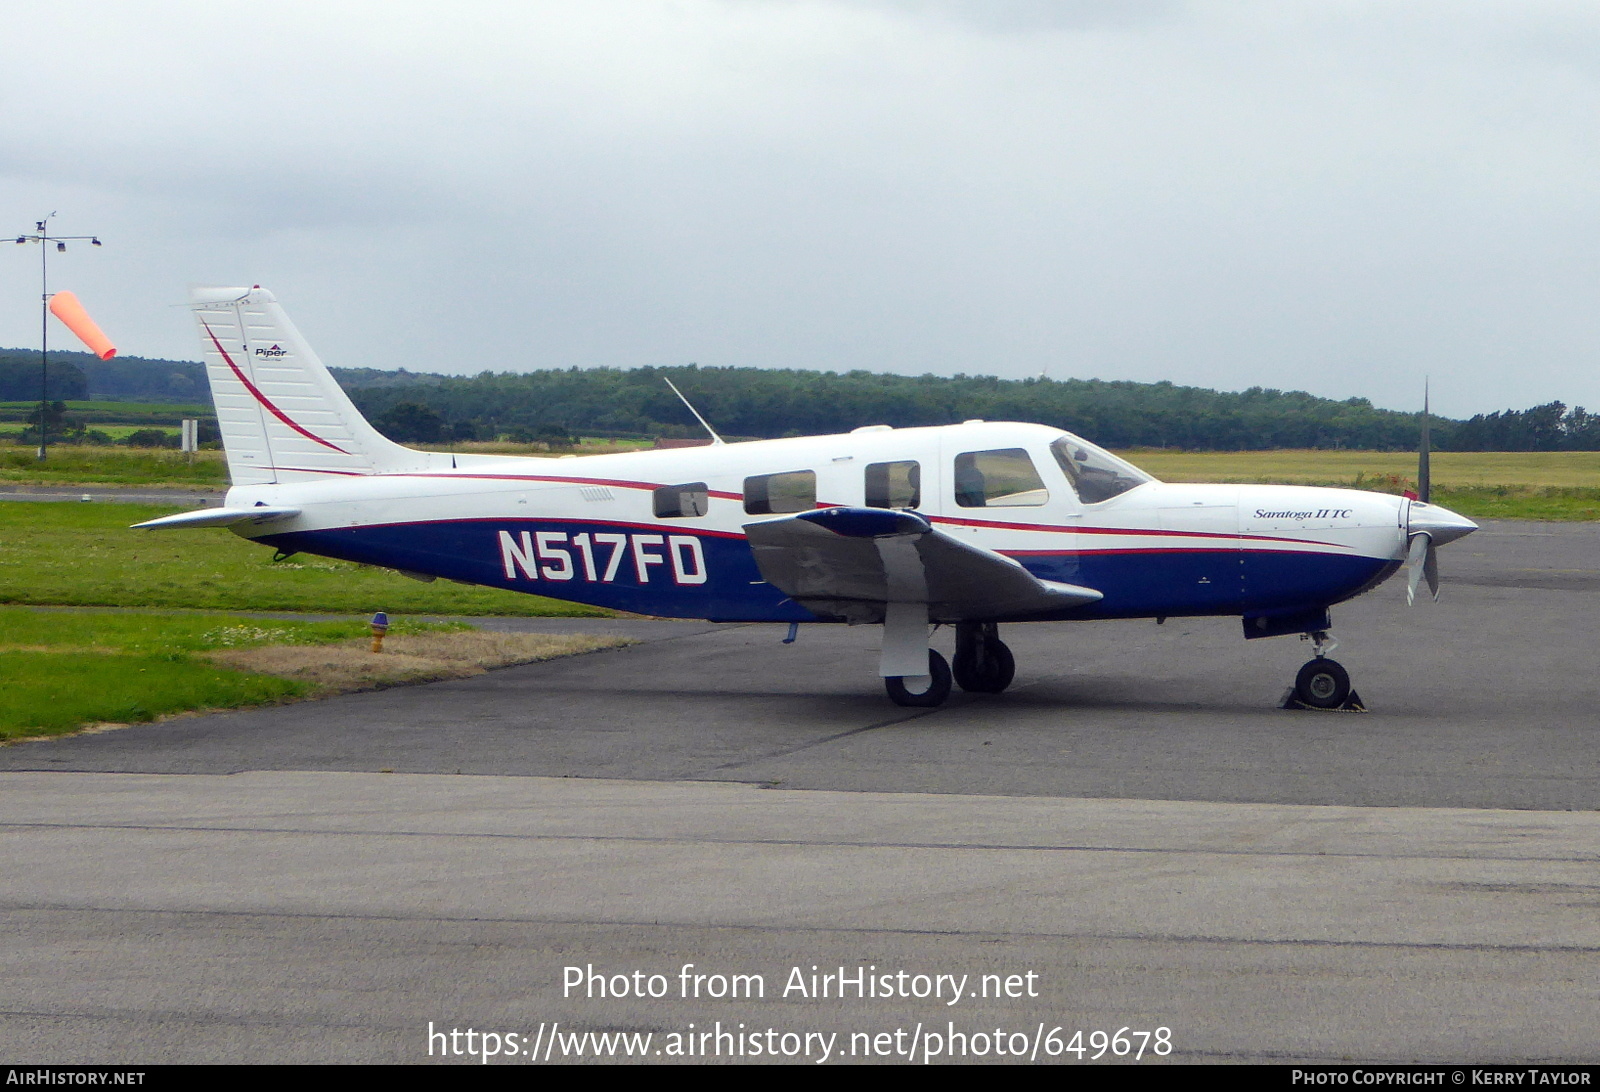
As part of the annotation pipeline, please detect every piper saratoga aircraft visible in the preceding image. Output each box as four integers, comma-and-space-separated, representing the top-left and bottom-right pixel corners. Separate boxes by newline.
137, 286, 1478, 708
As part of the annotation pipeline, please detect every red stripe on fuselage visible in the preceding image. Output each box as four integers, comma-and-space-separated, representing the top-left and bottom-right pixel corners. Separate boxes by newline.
254, 466, 1346, 552
929, 512, 1343, 549
301, 514, 750, 540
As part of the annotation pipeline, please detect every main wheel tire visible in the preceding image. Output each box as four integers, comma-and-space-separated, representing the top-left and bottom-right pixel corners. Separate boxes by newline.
1294, 658, 1351, 709
954, 639, 1015, 694
885, 650, 953, 708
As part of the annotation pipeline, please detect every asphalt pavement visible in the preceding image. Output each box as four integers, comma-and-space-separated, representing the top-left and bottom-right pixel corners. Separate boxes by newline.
1, 517, 1596, 1064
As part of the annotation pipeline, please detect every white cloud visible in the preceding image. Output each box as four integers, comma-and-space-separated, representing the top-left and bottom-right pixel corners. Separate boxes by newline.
0, 0, 1596, 417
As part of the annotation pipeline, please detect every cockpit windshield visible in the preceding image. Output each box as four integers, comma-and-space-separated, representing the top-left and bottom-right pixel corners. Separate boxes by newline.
1050, 434, 1155, 504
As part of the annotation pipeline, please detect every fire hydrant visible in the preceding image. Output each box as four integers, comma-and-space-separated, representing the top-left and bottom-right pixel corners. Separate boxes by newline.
370, 611, 389, 653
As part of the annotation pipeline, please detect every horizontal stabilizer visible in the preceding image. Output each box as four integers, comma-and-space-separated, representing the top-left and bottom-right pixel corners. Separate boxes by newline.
745, 506, 1101, 623
131, 506, 301, 530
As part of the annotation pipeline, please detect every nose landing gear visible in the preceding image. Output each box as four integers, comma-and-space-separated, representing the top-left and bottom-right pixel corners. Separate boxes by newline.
1287, 630, 1365, 712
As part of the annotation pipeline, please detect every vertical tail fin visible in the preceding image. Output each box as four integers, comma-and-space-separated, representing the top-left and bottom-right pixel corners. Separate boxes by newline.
191, 286, 428, 485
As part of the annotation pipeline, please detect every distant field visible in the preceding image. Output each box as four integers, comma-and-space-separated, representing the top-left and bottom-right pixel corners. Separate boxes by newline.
1116, 449, 1600, 520
3, 443, 1598, 518
0, 445, 228, 485
416, 437, 659, 455
0, 400, 210, 417
1120, 449, 1600, 488
0, 502, 607, 616
0, 423, 182, 441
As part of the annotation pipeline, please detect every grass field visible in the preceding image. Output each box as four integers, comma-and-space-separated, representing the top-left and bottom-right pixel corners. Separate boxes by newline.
0, 423, 187, 442
0, 609, 379, 739
418, 437, 660, 455
0, 607, 626, 740
0, 445, 228, 486
0, 502, 607, 615
1120, 448, 1600, 487
0, 400, 215, 447
1116, 449, 1600, 520
0, 400, 211, 418
0, 440, 652, 485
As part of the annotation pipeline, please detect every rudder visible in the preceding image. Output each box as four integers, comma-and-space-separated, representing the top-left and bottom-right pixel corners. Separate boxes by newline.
190, 286, 427, 484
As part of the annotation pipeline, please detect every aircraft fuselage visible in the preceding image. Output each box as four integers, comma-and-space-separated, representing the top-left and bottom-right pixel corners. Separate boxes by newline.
229, 421, 1415, 626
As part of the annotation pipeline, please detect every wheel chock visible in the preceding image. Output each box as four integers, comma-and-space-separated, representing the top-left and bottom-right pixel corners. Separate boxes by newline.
1280, 688, 1368, 713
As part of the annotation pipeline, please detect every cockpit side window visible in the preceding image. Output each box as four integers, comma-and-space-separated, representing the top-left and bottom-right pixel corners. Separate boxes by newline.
952, 449, 1048, 508
1050, 436, 1153, 504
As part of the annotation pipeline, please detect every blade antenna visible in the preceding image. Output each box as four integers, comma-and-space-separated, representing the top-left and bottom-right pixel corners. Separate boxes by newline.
663, 375, 725, 446
1417, 377, 1431, 504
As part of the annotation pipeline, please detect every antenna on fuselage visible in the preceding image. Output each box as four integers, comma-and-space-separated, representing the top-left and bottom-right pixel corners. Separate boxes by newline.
663, 375, 725, 446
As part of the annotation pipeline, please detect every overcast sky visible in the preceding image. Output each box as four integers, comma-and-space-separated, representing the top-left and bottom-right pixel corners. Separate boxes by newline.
1, 1, 1596, 418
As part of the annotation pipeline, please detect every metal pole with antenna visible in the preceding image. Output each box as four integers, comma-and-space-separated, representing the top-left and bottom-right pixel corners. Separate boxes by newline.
13, 213, 104, 460
663, 374, 726, 446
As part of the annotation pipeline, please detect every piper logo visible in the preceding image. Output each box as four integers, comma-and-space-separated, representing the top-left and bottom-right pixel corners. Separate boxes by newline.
254, 344, 288, 358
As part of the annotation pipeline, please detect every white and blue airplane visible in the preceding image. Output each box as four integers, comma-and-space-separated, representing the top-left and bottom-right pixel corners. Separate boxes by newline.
137, 286, 1478, 709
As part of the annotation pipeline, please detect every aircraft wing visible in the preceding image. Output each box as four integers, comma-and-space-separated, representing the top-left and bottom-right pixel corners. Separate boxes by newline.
743, 507, 1101, 623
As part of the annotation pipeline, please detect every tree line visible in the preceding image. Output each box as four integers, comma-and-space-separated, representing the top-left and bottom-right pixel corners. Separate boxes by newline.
4, 346, 1599, 452
1448, 402, 1600, 452
345, 365, 1436, 450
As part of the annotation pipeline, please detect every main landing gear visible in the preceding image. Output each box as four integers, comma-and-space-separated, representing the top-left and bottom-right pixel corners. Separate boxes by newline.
884, 650, 952, 708
1287, 630, 1364, 712
952, 621, 1015, 694
883, 621, 1015, 708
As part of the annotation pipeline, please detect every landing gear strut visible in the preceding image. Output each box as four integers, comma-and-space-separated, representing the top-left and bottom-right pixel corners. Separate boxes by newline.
1288, 630, 1362, 711
953, 621, 1016, 694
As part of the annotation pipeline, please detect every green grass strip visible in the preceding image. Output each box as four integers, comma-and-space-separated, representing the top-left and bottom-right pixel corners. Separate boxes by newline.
0, 608, 478, 740
0, 606, 462, 652
0, 503, 607, 616
0, 650, 306, 738
0, 445, 228, 486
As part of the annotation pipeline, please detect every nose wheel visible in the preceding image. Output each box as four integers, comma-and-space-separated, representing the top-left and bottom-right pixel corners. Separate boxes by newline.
1293, 658, 1351, 709
1286, 630, 1365, 712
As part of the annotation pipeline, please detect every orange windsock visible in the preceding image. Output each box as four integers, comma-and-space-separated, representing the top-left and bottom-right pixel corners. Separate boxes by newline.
48, 291, 116, 360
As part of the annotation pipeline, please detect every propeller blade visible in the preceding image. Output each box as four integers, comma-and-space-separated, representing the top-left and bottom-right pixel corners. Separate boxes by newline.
1405, 532, 1432, 606
1417, 378, 1431, 504
1424, 538, 1440, 600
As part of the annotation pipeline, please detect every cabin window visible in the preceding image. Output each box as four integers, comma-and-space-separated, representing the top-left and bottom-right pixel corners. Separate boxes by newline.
653, 482, 709, 518
744, 470, 816, 515
1049, 436, 1151, 504
953, 449, 1048, 508
865, 460, 921, 509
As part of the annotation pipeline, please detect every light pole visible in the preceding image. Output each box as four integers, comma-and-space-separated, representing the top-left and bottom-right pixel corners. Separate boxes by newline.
13, 213, 103, 460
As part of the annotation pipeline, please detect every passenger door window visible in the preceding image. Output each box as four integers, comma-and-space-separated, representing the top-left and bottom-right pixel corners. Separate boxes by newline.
952, 449, 1048, 508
